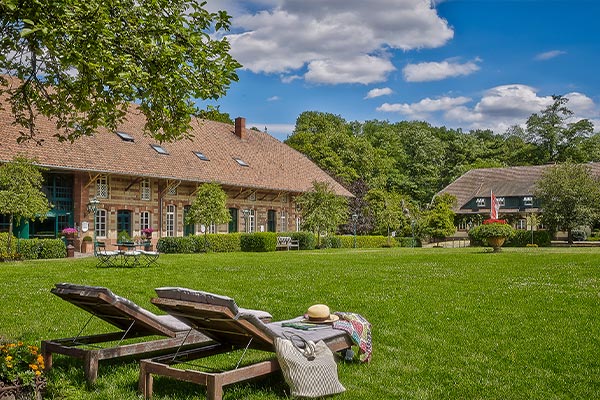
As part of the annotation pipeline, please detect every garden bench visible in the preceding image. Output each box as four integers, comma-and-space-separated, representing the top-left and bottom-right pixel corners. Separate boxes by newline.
276, 236, 299, 250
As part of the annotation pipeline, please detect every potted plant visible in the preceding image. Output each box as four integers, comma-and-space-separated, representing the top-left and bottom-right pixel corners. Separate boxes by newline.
141, 228, 154, 250
117, 231, 132, 251
469, 219, 514, 252
81, 236, 93, 253
0, 341, 46, 400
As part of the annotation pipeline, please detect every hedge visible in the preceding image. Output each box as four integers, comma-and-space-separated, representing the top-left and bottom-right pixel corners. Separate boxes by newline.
0, 234, 66, 260
192, 233, 241, 253
505, 230, 552, 247
241, 232, 277, 252
156, 236, 196, 254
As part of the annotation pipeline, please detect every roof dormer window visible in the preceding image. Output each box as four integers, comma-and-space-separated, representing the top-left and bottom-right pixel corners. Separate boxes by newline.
234, 157, 249, 167
151, 144, 169, 155
193, 151, 209, 161
116, 131, 134, 142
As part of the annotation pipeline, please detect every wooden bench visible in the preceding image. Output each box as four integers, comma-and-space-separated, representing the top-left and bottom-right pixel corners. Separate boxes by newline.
276, 236, 299, 250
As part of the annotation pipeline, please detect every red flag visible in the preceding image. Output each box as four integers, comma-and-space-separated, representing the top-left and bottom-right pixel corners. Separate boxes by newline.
490, 191, 500, 219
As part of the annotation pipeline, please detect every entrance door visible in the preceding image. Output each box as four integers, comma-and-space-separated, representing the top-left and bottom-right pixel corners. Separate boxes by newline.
117, 210, 132, 238
267, 210, 276, 232
228, 208, 238, 233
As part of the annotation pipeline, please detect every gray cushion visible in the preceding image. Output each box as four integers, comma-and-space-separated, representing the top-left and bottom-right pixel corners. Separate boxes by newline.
155, 287, 240, 315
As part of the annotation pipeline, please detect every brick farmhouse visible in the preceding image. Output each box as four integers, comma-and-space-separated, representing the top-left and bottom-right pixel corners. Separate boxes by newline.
0, 99, 351, 250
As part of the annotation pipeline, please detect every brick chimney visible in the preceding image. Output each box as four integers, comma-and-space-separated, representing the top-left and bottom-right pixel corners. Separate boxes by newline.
234, 117, 246, 140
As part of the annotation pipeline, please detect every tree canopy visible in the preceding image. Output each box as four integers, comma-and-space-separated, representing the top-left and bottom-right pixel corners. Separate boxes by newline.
0, 0, 240, 143
534, 163, 600, 243
0, 156, 50, 252
295, 181, 348, 246
185, 182, 231, 231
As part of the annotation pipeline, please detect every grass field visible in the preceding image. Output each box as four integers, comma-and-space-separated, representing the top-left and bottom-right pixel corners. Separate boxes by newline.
1, 247, 599, 399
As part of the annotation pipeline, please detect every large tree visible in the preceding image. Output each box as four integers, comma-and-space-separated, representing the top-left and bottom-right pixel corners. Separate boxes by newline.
0, 0, 240, 143
296, 181, 348, 247
0, 156, 50, 253
535, 163, 600, 244
420, 193, 456, 243
523, 96, 594, 163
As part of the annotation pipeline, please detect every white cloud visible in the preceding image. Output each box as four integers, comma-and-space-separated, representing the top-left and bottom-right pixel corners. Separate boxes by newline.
305, 55, 395, 85
380, 84, 598, 133
535, 50, 567, 61
377, 96, 471, 119
403, 59, 481, 82
226, 0, 453, 84
365, 87, 393, 99
267, 96, 280, 101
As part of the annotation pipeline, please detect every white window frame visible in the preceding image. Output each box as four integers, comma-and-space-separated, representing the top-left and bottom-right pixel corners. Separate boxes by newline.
140, 211, 150, 232
517, 219, 527, 230
296, 217, 301, 232
141, 179, 151, 201
280, 210, 286, 232
97, 176, 109, 199
497, 197, 505, 206
95, 209, 107, 238
457, 220, 468, 231
524, 196, 533, 206
166, 205, 176, 237
245, 209, 255, 233
476, 198, 485, 207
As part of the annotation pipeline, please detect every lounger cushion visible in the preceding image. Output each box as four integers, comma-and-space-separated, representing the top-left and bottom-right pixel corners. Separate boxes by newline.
155, 287, 273, 321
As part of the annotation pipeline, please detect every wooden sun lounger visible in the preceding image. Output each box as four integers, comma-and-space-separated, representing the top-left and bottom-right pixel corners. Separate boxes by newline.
41, 283, 209, 383
138, 287, 352, 400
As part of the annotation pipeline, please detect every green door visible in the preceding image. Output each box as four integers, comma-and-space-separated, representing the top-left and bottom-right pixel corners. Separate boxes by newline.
229, 208, 238, 233
267, 210, 276, 232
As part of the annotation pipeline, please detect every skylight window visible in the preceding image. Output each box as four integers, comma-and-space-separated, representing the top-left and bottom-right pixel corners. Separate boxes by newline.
151, 144, 169, 155
193, 151, 209, 161
116, 131, 134, 142
234, 157, 249, 167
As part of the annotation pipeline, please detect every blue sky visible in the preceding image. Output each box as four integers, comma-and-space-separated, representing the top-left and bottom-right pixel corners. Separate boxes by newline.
203, 0, 600, 141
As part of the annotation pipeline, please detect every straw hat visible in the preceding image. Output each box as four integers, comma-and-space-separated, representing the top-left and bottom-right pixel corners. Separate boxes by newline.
303, 304, 339, 324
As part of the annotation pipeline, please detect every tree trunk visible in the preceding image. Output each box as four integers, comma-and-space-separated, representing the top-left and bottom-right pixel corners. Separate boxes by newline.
7, 214, 14, 254
567, 228, 573, 245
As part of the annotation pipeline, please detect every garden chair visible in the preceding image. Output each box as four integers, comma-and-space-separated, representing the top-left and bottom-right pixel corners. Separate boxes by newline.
139, 249, 160, 267
138, 287, 352, 400
41, 283, 209, 383
94, 241, 119, 267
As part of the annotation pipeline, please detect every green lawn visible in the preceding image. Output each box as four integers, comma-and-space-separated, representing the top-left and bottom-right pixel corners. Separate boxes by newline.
1, 247, 599, 399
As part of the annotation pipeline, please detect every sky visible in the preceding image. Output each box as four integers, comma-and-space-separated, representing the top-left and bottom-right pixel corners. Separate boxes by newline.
202, 0, 600, 142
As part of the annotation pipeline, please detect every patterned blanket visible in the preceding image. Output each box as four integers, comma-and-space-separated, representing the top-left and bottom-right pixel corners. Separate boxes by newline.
333, 312, 372, 362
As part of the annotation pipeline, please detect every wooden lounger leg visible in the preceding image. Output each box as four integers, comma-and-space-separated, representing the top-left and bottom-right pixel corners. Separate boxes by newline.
139, 362, 154, 399
206, 375, 224, 400
84, 352, 100, 384
40, 342, 53, 371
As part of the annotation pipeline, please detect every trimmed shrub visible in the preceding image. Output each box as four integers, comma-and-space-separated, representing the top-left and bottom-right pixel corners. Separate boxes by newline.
320, 236, 342, 249
157, 236, 196, 254
338, 235, 400, 248
571, 229, 587, 241
397, 236, 422, 248
506, 230, 552, 247
288, 232, 316, 250
38, 239, 67, 259
16, 239, 43, 259
192, 233, 241, 253
241, 232, 277, 252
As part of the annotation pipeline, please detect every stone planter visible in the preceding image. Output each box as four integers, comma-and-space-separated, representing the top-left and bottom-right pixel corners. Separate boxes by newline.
486, 236, 506, 252
0, 377, 46, 400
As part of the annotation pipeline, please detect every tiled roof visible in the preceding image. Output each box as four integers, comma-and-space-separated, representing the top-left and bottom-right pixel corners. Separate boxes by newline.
0, 98, 352, 197
439, 163, 600, 211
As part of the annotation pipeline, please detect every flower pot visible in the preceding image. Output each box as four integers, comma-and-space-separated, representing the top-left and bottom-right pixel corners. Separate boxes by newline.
0, 377, 46, 400
486, 236, 506, 252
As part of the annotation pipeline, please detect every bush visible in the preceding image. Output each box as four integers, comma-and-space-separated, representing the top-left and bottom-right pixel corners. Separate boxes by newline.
320, 236, 342, 249
397, 236, 422, 247
38, 239, 67, 259
241, 232, 277, 252
191, 233, 241, 253
338, 235, 401, 248
286, 232, 316, 250
156, 237, 196, 254
571, 229, 587, 241
506, 230, 552, 247
16, 239, 43, 259
469, 222, 514, 245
